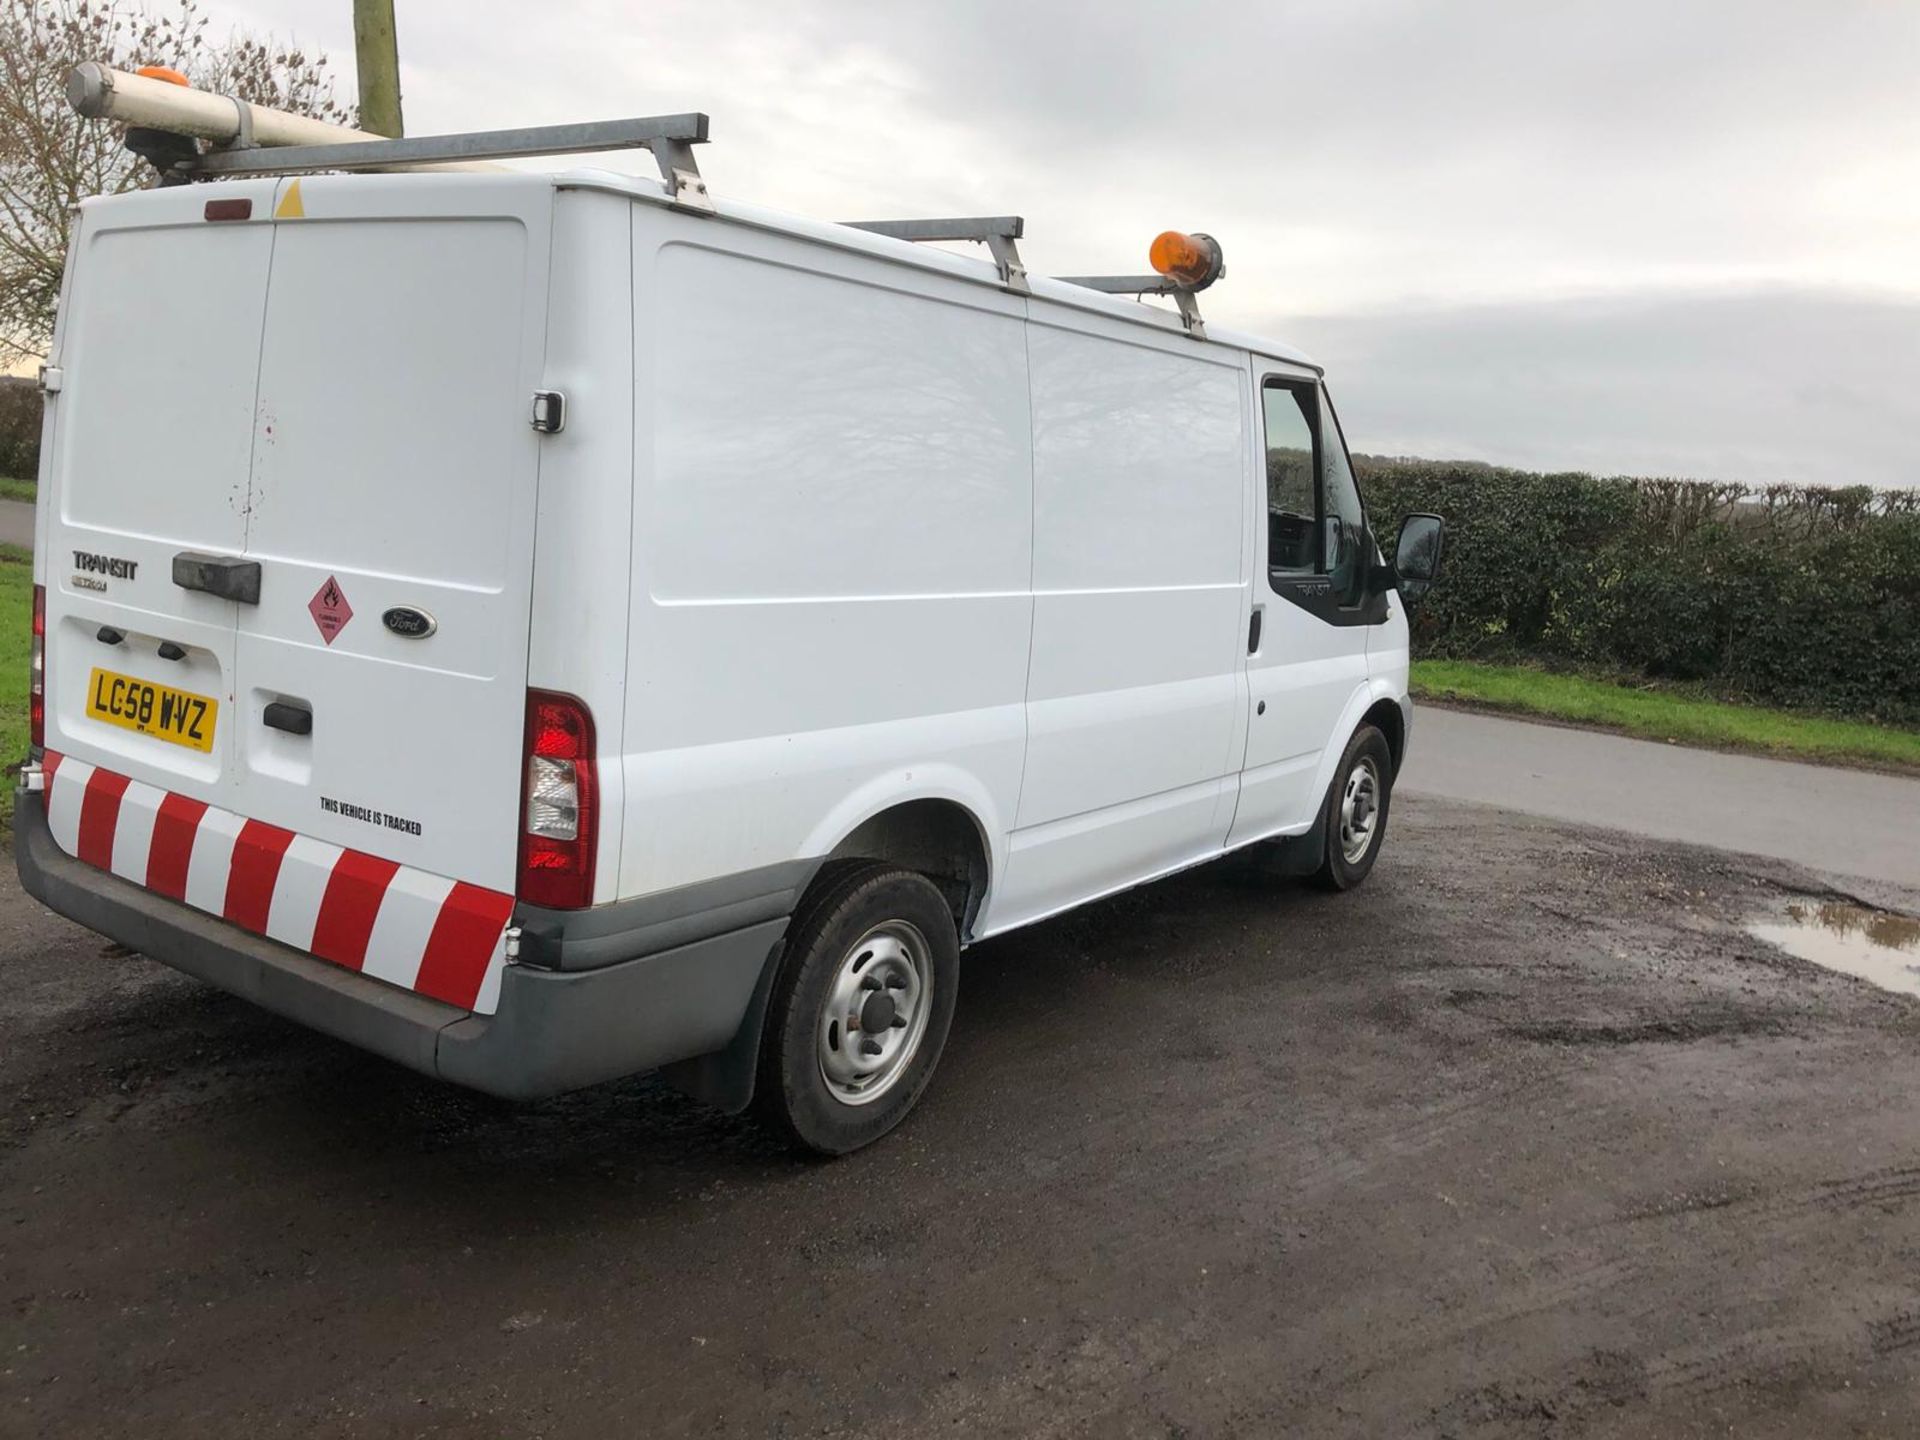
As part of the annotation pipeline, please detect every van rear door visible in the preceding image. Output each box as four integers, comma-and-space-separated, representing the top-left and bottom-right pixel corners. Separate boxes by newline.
42, 176, 551, 996
230, 175, 549, 893
43, 181, 283, 793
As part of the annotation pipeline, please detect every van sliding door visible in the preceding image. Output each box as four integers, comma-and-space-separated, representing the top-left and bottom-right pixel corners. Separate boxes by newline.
993, 314, 1250, 929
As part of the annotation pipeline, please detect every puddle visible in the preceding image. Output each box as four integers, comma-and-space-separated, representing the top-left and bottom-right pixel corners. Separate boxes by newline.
1746, 901, 1920, 997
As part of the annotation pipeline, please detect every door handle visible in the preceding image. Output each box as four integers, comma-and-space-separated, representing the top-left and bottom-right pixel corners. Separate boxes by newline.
172, 551, 261, 605
263, 701, 312, 736
1248, 607, 1263, 655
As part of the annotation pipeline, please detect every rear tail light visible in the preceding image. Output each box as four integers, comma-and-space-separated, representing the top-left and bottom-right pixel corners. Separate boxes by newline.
29, 584, 45, 750
517, 690, 597, 909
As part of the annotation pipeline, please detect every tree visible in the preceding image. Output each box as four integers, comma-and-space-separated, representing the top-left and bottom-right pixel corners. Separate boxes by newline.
0, 0, 352, 368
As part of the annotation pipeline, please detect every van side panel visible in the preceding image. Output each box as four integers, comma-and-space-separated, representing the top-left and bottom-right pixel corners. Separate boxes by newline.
622, 220, 1032, 902
988, 313, 1250, 932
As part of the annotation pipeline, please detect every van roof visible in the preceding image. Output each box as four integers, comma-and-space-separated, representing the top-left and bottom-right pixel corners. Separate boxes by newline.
81, 166, 1323, 373
548, 167, 1324, 373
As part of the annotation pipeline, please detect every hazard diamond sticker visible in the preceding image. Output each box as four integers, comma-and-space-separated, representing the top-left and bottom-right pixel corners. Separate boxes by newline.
309, 575, 354, 645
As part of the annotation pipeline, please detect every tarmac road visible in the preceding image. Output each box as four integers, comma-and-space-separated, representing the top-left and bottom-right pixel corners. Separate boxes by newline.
0, 499, 33, 550
1402, 705, 1920, 887
5, 793, 1920, 1438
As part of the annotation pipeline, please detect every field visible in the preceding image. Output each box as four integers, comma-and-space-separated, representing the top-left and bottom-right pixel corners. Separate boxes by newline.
1414, 657, 1920, 772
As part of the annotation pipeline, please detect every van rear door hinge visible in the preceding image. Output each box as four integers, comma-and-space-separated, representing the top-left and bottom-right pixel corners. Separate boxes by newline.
38, 365, 63, 394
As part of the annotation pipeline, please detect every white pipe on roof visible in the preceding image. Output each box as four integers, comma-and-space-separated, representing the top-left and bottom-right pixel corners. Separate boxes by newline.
67, 62, 382, 149
66, 63, 503, 174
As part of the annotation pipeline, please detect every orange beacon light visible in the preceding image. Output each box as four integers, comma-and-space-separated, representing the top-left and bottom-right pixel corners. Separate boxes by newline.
1148, 230, 1224, 290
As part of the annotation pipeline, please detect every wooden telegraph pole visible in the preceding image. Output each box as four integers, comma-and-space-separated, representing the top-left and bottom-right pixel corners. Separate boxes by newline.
352, 0, 404, 137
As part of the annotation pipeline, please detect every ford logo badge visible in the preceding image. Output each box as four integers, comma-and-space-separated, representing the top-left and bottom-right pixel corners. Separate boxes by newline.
382, 606, 437, 639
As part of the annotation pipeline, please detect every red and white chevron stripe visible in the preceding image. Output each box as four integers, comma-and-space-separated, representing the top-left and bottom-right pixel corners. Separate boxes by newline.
39, 750, 515, 1013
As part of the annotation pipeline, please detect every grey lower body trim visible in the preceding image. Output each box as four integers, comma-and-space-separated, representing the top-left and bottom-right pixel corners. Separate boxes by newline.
12, 791, 791, 1101
514, 857, 819, 971
437, 918, 788, 1098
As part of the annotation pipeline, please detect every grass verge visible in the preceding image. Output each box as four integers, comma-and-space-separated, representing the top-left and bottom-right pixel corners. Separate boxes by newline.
0, 476, 36, 504
1412, 658, 1920, 773
0, 543, 31, 837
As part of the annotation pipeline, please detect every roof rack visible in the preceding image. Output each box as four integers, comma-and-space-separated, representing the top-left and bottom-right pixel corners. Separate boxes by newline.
844, 216, 1028, 292
69, 62, 1225, 334
178, 116, 716, 211
843, 216, 1217, 333
1056, 274, 1210, 336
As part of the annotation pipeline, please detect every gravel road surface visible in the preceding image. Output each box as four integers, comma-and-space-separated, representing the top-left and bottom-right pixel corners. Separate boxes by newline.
5, 793, 1920, 1437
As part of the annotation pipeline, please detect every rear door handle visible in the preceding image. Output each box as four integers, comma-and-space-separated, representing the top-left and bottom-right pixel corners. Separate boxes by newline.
172, 551, 261, 605
1248, 607, 1263, 654
263, 702, 311, 736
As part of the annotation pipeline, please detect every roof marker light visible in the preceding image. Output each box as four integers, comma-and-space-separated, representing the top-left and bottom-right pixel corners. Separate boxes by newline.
135, 65, 190, 86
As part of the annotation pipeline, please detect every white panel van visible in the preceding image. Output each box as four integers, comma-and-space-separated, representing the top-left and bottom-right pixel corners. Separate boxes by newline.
19, 155, 1443, 1153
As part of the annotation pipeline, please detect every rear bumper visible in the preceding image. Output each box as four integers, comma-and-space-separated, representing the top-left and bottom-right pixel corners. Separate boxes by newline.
12, 789, 791, 1100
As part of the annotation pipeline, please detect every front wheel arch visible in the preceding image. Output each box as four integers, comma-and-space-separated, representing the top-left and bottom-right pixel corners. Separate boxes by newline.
1312, 723, 1395, 892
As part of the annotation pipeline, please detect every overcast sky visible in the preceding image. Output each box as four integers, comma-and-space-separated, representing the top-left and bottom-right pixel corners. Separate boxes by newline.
221, 0, 1920, 487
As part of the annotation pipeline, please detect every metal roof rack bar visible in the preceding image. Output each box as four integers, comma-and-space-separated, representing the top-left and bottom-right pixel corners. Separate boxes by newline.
845, 215, 1028, 292
182, 114, 715, 210
1057, 274, 1207, 335
1056, 275, 1178, 295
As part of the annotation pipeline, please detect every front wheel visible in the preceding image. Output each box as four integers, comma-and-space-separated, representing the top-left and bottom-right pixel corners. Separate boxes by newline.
1313, 723, 1394, 892
754, 862, 960, 1155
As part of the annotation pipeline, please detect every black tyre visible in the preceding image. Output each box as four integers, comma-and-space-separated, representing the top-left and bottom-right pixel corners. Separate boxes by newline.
1312, 723, 1394, 892
754, 862, 960, 1155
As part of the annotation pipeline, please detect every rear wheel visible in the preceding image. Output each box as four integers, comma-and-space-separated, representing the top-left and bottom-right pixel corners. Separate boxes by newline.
754, 862, 960, 1155
1313, 723, 1394, 892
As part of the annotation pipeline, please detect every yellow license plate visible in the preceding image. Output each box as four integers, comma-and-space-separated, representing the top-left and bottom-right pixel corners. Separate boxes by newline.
86, 668, 218, 753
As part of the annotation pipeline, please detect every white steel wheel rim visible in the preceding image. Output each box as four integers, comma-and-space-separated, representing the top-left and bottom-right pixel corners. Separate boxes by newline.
1339, 756, 1382, 865
817, 920, 933, 1107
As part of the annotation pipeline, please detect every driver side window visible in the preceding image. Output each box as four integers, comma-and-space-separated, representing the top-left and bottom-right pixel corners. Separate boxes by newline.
1262, 382, 1317, 576
1319, 388, 1367, 606
1262, 377, 1370, 609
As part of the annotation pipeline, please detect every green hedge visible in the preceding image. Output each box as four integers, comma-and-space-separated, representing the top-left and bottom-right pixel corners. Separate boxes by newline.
0, 379, 40, 480
1357, 459, 1920, 727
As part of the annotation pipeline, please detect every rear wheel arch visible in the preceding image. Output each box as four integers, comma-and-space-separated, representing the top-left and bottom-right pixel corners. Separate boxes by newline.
661, 796, 991, 1119
826, 797, 992, 940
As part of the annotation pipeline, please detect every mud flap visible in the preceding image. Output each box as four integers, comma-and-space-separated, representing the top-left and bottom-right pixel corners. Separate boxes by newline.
657, 934, 789, 1114
1266, 823, 1329, 878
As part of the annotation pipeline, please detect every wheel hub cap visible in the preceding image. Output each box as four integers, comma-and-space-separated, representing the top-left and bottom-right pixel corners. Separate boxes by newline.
1339, 758, 1381, 865
859, 989, 898, 1035
818, 921, 931, 1106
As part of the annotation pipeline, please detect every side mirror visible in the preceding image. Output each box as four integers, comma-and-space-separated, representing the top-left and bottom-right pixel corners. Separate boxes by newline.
1392, 513, 1445, 606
